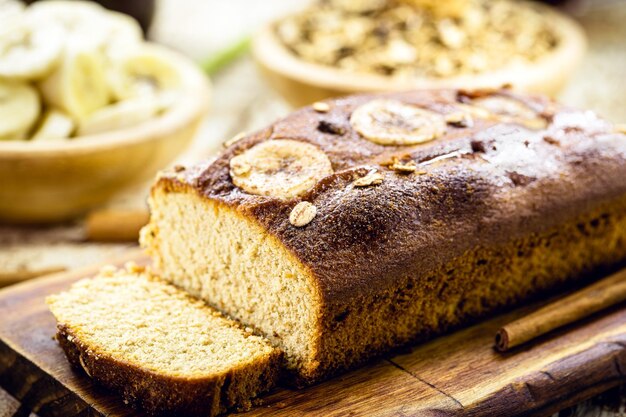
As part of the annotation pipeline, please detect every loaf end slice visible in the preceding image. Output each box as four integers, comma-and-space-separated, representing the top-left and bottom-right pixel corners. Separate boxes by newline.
46, 266, 282, 417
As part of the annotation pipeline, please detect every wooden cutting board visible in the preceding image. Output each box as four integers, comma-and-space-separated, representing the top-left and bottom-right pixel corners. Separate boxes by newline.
0, 251, 624, 417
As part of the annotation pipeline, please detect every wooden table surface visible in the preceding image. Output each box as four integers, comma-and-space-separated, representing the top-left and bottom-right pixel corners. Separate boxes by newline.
1, 253, 626, 417
0, 0, 625, 416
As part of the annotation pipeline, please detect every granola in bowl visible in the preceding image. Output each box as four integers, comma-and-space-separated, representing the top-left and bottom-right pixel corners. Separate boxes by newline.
275, 0, 560, 79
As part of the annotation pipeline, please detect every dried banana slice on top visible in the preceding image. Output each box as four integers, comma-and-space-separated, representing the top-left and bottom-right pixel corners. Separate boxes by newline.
350, 99, 446, 146
229, 139, 333, 200
470, 95, 547, 129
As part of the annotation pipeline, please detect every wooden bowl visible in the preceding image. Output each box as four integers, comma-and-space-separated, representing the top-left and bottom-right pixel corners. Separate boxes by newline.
0, 46, 210, 223
253, 4, 586, 108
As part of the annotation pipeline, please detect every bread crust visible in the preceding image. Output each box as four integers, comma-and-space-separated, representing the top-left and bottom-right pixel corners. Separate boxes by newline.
56, 324, 282, 416
158, 89, 626, 304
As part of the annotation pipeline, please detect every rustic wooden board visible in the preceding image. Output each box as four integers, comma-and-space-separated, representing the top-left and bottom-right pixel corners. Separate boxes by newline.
0, 252, 624, 417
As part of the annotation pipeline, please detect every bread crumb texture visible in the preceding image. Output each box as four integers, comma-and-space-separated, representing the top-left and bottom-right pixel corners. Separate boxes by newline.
142, 191, 321, 382
47, 269, 281, 416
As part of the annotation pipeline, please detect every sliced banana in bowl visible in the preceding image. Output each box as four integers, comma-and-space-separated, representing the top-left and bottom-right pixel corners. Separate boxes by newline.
0, 81, 40, 140
78, 93, 177, 136
0, 16, 64, 80
38, 44, 110, 121
229, 139, 333, 200
108, 44, 183, 101
0, 0, 205, 143
31, 109, 75, 141
0, 0, 24, 24
100, 11, 144, 60
28, 0, 108, 25
0, 1, 211, 222
27, 0, 142, 60
350, 99, 446, 146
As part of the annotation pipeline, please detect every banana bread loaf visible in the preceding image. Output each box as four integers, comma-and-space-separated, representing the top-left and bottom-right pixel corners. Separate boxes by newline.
47, 266, 282, 416
142, 88, 626, 385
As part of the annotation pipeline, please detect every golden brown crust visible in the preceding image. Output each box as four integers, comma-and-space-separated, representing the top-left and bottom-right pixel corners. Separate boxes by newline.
56, 325, 282, 416
158, 88, 626, 307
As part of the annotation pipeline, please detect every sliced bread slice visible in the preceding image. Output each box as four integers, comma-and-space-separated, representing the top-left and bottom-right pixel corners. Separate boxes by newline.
46, 265, 282, 417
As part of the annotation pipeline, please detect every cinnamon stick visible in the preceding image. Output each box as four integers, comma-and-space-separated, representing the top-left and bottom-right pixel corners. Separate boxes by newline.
495, 267, 626, 352
86, 209, 150, 242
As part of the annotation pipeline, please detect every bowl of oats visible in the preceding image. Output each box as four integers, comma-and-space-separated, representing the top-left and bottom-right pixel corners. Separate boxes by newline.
253, 0, 586, 107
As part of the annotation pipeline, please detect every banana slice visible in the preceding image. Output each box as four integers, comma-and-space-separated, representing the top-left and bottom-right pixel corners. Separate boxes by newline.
108, 45, 182, 101
100, 11, 144, 59
28, 1, 107, 50
229, 139, 333, 200
28, 0, 104, 20
0, 17, 64, 80
31, 109, 75, 141
350, 99, 446, 146
27, 0, 142, 59
0, 81, 40, 140
38, 45, 109, 121
0, 0, 25, 25
77, 94, 174, 136
470, 95, 547, 129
